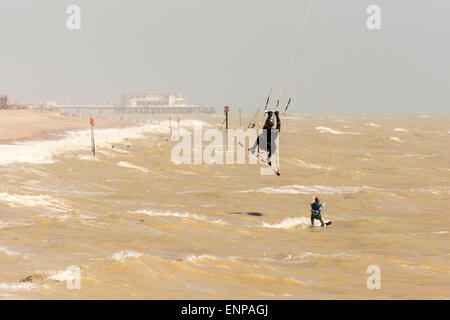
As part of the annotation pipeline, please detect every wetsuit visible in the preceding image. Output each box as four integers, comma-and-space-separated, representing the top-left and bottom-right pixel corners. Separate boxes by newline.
310, 202, 323, 220
249, 111, 281, 164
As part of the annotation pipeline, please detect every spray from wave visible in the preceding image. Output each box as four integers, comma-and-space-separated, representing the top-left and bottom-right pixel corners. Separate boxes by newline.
262, 217, 312, 229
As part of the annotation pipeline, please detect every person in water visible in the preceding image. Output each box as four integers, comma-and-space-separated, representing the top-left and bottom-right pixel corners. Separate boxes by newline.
248, 110, 281, 166
310, 197, 325, 227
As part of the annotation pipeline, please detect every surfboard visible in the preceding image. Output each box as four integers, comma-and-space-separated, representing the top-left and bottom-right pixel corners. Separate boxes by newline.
239, 142, 280, 176
310, 220, 332, 228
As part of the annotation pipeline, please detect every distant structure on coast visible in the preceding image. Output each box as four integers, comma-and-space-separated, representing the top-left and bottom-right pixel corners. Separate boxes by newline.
121, 92, 214, 114
48, 92, 215, 117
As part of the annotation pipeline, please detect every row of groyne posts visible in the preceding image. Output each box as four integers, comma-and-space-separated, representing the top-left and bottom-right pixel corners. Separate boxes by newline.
88, 108, 242, 156
88, 115, 181, 157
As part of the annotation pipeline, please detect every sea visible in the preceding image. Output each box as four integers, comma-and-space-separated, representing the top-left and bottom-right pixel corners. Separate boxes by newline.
0, 113, 448, 299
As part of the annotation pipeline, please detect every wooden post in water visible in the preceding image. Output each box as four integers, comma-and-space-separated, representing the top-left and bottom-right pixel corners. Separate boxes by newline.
239, 109, 242, 128
177, 118, 180, 136
90, 117, 96, 156
224, 106, 230, 150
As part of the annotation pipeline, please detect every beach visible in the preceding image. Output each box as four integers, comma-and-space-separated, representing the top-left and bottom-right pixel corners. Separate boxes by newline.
0, 109, 127, 144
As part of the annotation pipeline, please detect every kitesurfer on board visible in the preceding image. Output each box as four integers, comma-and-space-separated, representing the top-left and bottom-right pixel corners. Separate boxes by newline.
311, 197, 325, 227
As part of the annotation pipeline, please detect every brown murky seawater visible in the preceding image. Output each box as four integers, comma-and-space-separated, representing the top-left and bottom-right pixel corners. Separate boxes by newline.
0, 113, 449, 299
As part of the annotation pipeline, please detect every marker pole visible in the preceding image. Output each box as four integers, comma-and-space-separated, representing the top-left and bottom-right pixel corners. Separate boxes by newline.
90, 117, 96, 156
224, 106, 230, 150
239, 109, 242, 128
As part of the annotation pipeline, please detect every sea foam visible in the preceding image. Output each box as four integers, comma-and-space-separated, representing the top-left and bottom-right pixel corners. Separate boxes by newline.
316, 126, 360, 135
0, 282, 34, 291
239, 185, 373, 195
0, 247, 20, 256
112, 250, 143, 262
117, 161, 148, 173
0, 120, 211, 166
130, 209, 227, 224
262, 217, 312, 229
0, 192, 69, 212
390, 137, 403, 143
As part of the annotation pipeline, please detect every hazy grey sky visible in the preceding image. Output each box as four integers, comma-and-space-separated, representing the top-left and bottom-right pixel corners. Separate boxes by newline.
0, 0, 448, 112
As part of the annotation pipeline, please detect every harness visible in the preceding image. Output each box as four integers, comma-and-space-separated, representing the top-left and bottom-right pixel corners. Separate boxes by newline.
311, 209, 321, 217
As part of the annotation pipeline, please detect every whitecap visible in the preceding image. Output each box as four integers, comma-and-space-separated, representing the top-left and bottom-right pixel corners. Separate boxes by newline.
0, 282, 34, 291
431, 231, 448, 235
315, 126, 360, 135
184, 254, 219, 263
262, 217, 312, 229
0, 247, 20, 256
287, 159, 330, 170
130, 209, 227, 224
394, 128, 409, 133
112, 250, 143, 263
0, 120, 213, 166
117, 161, 148, 173
239, 185, 373, 195
0, 192, 69, 212
47, 268, 80, 282
389, 137, 403, 143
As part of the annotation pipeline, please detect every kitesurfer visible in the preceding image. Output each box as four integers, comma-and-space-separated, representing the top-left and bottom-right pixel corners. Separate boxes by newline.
248, 111, 281, 166
310, 197, 325, 227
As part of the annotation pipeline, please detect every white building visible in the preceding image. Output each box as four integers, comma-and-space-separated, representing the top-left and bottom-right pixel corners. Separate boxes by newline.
121, 92, 214, 114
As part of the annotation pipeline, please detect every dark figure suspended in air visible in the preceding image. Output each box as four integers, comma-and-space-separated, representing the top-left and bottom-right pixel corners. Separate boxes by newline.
249, 111, 281, 166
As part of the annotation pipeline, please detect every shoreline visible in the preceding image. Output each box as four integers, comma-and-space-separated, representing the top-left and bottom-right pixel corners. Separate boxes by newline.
0, 109, 133, 145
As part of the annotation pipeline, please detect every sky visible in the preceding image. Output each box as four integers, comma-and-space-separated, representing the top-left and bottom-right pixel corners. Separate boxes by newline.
0, 0, 449, 112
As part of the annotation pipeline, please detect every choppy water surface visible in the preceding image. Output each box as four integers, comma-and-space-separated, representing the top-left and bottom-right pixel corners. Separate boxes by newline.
0, 114, 449, 299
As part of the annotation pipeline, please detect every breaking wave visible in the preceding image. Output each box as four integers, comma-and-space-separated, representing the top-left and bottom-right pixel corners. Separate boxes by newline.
117, 161, 148, 173
316, 126, 360, 135
390, 137, 403, 143
184, 254, 220, 263
0, 282, 34, 291
0, 247, 20, 256
0, 120, 212, 166
130, 209, 227, 224
112, 250, 143, 262
47, 268, 80, 282
238, 185, 374, 195
0, 192, 69, 212
286, 159, 331, 170
262, 217, 311, 229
